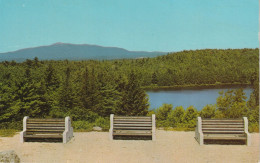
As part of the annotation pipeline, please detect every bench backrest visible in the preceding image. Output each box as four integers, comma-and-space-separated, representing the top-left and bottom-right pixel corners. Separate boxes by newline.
26, 118, 65, 136
114, 116, 152, 131
201, 118, 245, 134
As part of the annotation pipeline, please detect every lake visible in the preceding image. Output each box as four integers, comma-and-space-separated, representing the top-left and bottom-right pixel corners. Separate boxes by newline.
147, 87, 253, 111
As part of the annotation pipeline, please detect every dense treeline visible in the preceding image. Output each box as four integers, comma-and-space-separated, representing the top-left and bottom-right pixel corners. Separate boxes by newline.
0, 48, 258, 131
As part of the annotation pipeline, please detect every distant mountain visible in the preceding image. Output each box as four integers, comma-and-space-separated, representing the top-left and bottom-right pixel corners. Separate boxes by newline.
0, 43, 167, 61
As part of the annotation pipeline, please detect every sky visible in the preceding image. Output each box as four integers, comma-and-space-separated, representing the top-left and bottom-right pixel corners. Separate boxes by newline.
0, 0, 258, 53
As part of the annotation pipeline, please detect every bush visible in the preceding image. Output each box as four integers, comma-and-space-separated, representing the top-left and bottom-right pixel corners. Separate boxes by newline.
249, 123, 259, 133
0, 121, 22, 130
167, 106, 185, 127
182, 106, 198, 128
94, 117, 110, 131
72, 121, 94, 132
200, 105, 216, 118
0, 129, 17, 137
155, 104, 173, 121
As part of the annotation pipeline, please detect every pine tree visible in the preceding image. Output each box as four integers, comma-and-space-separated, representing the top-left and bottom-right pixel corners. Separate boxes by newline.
116, 71, 149, 116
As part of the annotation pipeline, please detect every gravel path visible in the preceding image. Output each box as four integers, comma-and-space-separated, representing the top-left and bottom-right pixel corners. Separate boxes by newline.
0, 130, 259, 163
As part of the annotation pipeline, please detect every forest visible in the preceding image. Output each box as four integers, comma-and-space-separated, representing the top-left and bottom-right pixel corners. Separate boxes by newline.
0, 48, 259, 133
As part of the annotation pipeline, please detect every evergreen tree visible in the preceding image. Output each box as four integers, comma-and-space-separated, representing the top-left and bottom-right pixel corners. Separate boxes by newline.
59, 67, 76, 112
151, 72, 158, 85
96, 84, 120, 117
116, 71, 149, 116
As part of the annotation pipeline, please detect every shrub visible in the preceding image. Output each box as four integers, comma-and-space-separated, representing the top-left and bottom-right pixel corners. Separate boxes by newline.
167, 106, 185, 127
0, 121, 22, 130
72, 121, 94, 132
200, 105, 216, 118
156, 104, 173, 121
182, 106, 198, 128
249, 123, 259, 133
94, 117, 110, 131
0, 129, 17, 137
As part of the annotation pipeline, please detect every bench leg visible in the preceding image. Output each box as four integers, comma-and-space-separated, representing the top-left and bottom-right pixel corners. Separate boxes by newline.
20, 131, 25, 143
152, 114, 156, 141
109, 129, 113, 140
246, 133, 251, 146
199, 134, 204, 145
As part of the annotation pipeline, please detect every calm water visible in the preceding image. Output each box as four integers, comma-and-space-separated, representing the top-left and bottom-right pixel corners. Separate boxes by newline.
147, 87, 253, 111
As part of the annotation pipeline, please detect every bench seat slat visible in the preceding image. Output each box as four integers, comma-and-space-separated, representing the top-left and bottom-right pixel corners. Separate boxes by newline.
203, 119, 243, 121
114, 116, 151, 119
27, 126, 65, 129
202, 125, 244, 128
114, 119, 152, 122
204, 133, 246, 140
24, 135, 63, 138
202, 128, 244, 130
114, 127, 152, 130
203, 130, 245, 133
27, 125, 64, 128
113, 130, 152, 136
26, 129, 64, 132
204, 136, 247, 140
27, 122, 65, 124
27, 119, 64, 122
114, 123, 152, 126
202, 123, 243, 125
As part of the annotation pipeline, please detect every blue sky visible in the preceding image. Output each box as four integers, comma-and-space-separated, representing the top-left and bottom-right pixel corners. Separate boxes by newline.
0, 0, 258, 53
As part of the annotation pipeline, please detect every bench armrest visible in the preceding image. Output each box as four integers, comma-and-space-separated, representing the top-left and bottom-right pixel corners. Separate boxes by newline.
109, 114, 114, 140
152, 114, 156, 141
20, 116, 29, 143
63, 116, 73, 143
243, 117, 251, 146
195, 117, 203, 145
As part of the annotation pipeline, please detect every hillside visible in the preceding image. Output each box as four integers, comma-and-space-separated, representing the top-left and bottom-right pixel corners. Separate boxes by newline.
0, 43, 167, 61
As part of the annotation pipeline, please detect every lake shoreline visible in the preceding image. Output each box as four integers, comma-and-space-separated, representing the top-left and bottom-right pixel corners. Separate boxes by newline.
146, 84, 252, 110
143, 83, 251, 91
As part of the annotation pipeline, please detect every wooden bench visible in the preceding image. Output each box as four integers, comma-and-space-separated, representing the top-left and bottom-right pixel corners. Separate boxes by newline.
109, 114, 156, 141
20, 116, 73, 143
195, 117, 250, 145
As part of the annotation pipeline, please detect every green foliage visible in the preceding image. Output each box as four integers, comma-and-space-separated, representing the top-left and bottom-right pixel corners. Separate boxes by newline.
0, 48, 258, 131
0, 129, 17, 137
72, 117, 110, 132
182, 106, 198, 128
94, 117, 110, 131
167, 106, 185, 127
248, 123, 259, 133
116, 71, 149, 116
200, 105, 216, 118
72, 121, 94, 132
147, 110, 155, 116
217, 89, 249, 118
155, 104, 173, 121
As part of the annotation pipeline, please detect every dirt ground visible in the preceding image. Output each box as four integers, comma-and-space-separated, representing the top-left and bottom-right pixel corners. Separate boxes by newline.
0, 130, 259, 163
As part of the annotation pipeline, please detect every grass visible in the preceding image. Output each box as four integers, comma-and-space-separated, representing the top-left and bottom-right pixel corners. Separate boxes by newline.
0, 129, 17, 137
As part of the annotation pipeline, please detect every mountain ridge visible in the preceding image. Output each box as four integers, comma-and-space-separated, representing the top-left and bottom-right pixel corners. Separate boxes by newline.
0, 43, 168, 61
